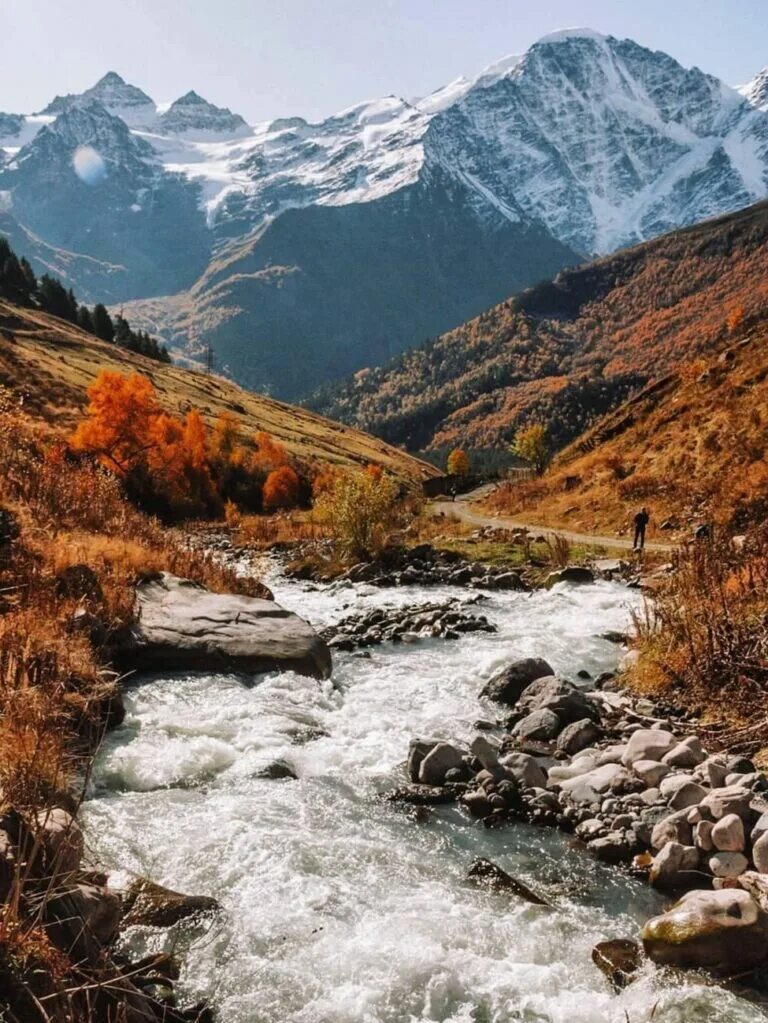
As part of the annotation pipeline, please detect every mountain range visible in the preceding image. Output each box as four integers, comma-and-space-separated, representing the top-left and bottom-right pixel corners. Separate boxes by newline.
1, 30, 768, 398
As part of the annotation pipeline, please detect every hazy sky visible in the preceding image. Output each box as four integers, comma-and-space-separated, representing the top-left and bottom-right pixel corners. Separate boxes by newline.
3, 0, 767, 122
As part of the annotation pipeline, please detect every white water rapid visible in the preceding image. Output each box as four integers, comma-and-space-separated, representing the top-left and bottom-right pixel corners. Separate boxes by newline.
83, 567, 767, 1022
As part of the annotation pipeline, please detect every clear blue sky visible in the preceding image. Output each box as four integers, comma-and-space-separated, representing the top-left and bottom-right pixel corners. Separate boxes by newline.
2, 0, 767, 122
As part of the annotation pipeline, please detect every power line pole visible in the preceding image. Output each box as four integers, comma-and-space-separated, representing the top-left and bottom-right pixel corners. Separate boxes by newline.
205, 342, 215, 375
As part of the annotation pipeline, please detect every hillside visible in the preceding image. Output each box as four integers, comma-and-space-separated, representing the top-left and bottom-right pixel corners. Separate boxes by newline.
487, 321, 768, 536
311, 201, 768, 453
0, 300, 435, 481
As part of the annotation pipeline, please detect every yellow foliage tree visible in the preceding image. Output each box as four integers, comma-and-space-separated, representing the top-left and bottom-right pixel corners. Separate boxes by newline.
446, 448, 470, 475
511, 424, 551, 476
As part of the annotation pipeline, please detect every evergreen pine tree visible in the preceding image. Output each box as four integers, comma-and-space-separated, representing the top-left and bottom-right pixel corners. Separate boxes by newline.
77, 305, 95, 334
113, 313, 132, 346
38, 275, 75, 320
93, 304, 115, 342
1, 253, 30, 302
19, 257, 37, 295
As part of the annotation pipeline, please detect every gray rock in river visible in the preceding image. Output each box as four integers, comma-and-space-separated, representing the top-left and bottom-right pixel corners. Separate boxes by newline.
592, 938, 642, 990
120, 573, 331, 679
122, 878, 219, 928
556, 718, 602, 755
543, 566, 595, 588
513, 708, 561, 741
479, 657, 554, 706
516, 677, 600, 724
419, 742, 465, 785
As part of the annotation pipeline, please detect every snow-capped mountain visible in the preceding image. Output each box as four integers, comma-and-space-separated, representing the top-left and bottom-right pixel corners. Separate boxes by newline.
41, 71, 156, 127
0, 113, 23, 140
3, 101, 210, 298
2, 32, 768, 397
741, 67, 768, 112
158, 91, 250, 137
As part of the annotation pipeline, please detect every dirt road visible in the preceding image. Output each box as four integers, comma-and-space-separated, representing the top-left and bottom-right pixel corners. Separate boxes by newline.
431, 486, 674, 554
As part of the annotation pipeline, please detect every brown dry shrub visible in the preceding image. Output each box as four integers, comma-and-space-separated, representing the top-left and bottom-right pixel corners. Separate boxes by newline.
631, 525, 768, 734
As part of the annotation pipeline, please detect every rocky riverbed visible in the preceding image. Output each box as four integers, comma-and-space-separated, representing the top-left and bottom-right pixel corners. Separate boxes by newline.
396, 654, 768, 984
80, 559, 768, 1021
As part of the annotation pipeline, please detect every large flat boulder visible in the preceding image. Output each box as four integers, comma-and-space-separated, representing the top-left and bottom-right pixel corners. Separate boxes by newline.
122, 573, 331, 679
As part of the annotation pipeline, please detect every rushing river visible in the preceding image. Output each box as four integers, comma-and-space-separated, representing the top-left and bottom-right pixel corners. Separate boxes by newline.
84, 568, 766, 1022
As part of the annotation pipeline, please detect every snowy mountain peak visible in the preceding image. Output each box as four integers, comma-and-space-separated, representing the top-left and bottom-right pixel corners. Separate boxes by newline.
158, 91, 250, 137
84, 72, 154, 109
174, 90, 209, 106
16, 100, 156, 178
38, 71, 155, 127
740, 67, 768, 111
535, 27, 608, 45
0, 113, 24, 141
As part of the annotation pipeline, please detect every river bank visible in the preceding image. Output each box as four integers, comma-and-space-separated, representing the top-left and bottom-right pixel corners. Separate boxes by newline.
82, 556, 767, 1022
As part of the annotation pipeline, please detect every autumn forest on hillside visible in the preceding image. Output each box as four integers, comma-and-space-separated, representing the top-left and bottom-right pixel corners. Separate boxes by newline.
312, 202, 768, 460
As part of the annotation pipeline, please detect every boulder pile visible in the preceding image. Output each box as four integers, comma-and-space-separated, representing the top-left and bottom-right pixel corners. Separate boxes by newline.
394, 656, 768, 977
321, 597, 496, 651
339, 544, 530, 591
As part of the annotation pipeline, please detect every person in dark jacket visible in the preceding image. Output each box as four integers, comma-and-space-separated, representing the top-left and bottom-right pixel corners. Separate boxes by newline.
633, 507, 650, 551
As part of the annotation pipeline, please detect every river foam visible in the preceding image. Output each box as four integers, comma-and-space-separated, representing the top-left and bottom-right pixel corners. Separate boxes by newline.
84, 570, 767, 1021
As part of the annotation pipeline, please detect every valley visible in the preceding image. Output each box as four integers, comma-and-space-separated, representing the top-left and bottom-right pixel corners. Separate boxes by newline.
313, 200, 768, 464
1, 12, 768, 1023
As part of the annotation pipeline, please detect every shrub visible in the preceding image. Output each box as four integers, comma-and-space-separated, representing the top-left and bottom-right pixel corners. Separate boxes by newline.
313, 469, 405, 560
632, 524, 768, 739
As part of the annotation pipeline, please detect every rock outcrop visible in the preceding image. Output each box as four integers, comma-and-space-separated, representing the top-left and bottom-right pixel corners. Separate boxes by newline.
121, 573, 331, 679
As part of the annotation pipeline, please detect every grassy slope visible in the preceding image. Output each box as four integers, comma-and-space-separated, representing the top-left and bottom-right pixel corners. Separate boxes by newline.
487, 322, 768, 537
0, 299, 437, 480
311, 201, 768, 453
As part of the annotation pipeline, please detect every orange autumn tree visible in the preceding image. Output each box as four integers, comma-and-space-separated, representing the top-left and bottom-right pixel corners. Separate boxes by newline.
263, 465, 301, 511
446, 448, 470, 476
146, 409, 219, 515
71, 371, 160, 474
211, 412, 244, 466
71, 370, 305, 520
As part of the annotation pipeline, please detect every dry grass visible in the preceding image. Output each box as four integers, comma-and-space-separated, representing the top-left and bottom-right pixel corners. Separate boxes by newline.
235, 510, 325, 548
630, 525, 768, 746
0, 393, 273, 1017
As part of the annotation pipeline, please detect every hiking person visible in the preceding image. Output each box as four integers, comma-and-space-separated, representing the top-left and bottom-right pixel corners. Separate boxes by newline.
633, 507, 650, 551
